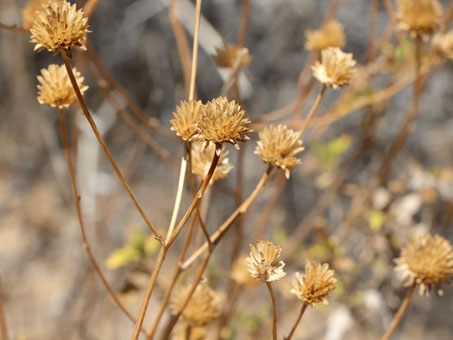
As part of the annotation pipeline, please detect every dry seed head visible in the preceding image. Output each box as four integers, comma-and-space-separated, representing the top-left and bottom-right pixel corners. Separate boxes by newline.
247, 240, 286, 283
215, 43, 251, 69
170, 283, 223, 326
312, 47, 356, 89
22, 0, 51, 30
191, 142, 233, 182
37, 64, 88, 109
291, 260, 336, 306
194, 97, 251, 148
30, 0, 89, 52
397, 0, 442, 39
305, 20, 346, 51
171, 100, 203, 141
231, 255, 260, 287
395, 233, 453, 295
255, 124, 304, 179
432, 31, 453, 61
173, 322, 206, 340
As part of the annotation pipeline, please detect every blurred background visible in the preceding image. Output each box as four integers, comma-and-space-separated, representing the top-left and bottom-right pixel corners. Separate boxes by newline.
0, 0, 452, 339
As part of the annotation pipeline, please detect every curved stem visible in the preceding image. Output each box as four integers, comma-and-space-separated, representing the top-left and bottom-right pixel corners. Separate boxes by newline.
188, 0, 202, 101
60, 49, 162, 242
58, 109, 148, 336
298, 85, 327, 136
380, 283, 417, 340
266, 282, 278, 340
285, 303, 308, 340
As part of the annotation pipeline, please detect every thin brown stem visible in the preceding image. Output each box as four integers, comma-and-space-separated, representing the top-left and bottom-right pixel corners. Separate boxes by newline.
181, 165, 273, 270
131, 247, 167, 340
189, 0, 202, 101
380, 283, 417, 340
0, 22, 28, 33
367, 0, 378, 62
237, 0, 251, 47
266, 282, 278, 340
285, 303, 308, 340
0, 278, 8, 340
299, 85, 327, 136
58, 108, 148, 336
83, 0, 100, 17
61, 49, 163, 242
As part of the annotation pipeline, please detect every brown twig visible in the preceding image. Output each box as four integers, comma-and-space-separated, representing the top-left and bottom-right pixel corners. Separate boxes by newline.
284, 303, 308, 340
58, 108, 148, 336
380, 283, 417, 340
0, 22, 28, 33
83, 0, 100, 17
237, 0, 251, 47
367, 0, 379, 62
61, 49, 163, 241
266, 282, 278, 340
0, 278, 8, 340
298, 84, 327, 135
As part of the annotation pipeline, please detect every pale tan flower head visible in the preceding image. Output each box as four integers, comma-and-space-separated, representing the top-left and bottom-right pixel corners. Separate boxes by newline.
305, 20, 346, 51
247, 240, 286, 283
194, 97, 251, 148
397, 0, 442, 39
30, 0, 89, 52
312, 47, 356, 89
170, 283, 223, 326
22, 0, 51, 30
395, 233, 453, 295
170, 100, 203, 141
191, 142, 233, 182
255, 124, 304, 179
432, 31, 453, 61
37, 64, 88, 109
231, 255, 260, 287
215, 43, 251, 69
173, 322, 206, 340
291, 260, 336, 306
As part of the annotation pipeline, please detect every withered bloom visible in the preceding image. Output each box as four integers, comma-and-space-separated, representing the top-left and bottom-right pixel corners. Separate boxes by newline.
30, 0, 89, 52
170, 283, 223, 326
37, 64, 88, 109
191, 142, 233, 182
312, 47, 356, 89
215, 43, 251, 69
305, 20, 346, 51
395, 233, 453, 295
247, 240, 286, 283
255, 124, 304, 178
397, 0, 441, 39
291, 260, 336, 306
432, 31, 453, 61
22, 0, 51, 30
194, 97, 250, 148
170, 100, 203, 141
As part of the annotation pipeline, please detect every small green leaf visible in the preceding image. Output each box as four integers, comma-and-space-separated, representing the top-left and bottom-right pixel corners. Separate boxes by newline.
369, 210, 384, 231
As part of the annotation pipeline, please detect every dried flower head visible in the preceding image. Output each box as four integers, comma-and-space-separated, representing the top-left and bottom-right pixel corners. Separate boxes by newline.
194, 97, 250, 148
305, 20, 346, 51
247, 240, 286, 283
37, 64, 88, 109
170, 283, 223, 326
291, 260, 336, 306
191, 142, 233, 182
432, 31, 453, 61
173, 322, 206, 340
30, 0, 89, 52
171, 100, 203, 141
395, 233, 453, 295
397, 0, 442, 39
215, 43, 251, 69
312, 47, 356, 89
22, 0, 51, 30
231, 255, 260, 287
255, 124, 304, 179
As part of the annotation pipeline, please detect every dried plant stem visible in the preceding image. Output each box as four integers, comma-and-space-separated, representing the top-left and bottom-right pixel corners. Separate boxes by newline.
266, 282, 278, 340
189, 0, 202, 101
61, 49, 163, 241
367, 0, 378, 62
131, 247, 167, 340
58, 108, 148, 336
0, 22, 28, 33
443, 2, 453, 30
0, 278, 8, 340
169, 0, 192, 96
380, 283, 417, 340
237, 0, 251, 47
166, 157, 188, 242
181, 165, 273, 270
299, 85, 327, 136
285, 303, 308, 340
376, 36, 423, 186
83, 0, 100, 17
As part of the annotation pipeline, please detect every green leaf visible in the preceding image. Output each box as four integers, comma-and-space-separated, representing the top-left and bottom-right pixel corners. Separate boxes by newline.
369, 209, 384, 231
